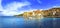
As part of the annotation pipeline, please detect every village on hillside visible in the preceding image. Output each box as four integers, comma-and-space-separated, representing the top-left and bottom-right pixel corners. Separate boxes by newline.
15, 7, 60, 19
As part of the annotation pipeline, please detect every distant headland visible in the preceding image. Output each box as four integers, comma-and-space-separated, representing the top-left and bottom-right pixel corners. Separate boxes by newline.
14, 7, 60, 19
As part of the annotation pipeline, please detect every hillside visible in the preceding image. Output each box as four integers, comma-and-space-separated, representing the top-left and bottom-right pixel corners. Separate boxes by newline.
43, 7, 60, 17
15, 7, 60, 18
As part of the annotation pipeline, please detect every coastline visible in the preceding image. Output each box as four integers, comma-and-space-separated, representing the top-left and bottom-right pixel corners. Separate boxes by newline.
14, 7, 60, 18
44, 16, 60, 18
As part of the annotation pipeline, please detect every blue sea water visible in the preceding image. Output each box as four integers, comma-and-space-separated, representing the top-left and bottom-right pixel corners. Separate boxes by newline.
0, 16, 60, 28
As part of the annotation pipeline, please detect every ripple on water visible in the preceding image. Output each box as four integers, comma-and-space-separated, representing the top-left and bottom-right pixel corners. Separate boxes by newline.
1, 16, 60, 28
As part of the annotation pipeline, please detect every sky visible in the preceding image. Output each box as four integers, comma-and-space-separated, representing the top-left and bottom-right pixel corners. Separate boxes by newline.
0, 0, 60, 16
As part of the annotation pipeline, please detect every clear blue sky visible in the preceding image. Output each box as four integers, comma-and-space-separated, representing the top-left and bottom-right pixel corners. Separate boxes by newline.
0, 0, 60, 16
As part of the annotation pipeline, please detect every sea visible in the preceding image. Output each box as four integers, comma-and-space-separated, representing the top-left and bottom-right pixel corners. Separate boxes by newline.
0, 16, 60, 28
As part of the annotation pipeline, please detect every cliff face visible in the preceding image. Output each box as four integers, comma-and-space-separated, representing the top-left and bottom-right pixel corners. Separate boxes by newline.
43, 8, 60, 17
15, 7, 60, 18
23, 10, 43, 19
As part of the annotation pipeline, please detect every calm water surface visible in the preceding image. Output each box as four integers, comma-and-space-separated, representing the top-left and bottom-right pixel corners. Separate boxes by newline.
0, 16, 60, 28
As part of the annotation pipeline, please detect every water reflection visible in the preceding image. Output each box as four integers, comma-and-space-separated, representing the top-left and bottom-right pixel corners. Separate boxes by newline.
0, 16, 60, 28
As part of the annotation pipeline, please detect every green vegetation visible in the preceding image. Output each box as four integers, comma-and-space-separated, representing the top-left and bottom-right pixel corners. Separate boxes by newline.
17, 14, 23, 16
14, 14, 23, 16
